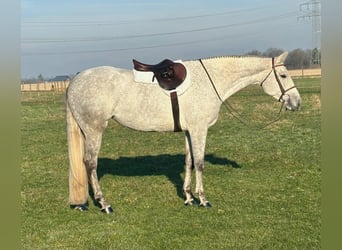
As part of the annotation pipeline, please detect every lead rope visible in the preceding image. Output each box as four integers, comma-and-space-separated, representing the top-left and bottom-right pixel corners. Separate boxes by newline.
199, 59, 284, 130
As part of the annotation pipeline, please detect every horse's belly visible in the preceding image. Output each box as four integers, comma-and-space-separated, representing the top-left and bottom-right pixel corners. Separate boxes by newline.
112, 97, 176, 132
113, 112, 175, 132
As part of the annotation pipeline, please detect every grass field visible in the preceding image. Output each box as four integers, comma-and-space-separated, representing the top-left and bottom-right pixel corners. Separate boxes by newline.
21, 78, 321, 249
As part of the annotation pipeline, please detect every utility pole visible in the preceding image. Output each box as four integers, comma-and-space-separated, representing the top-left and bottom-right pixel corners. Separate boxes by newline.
298, 0, 321, 65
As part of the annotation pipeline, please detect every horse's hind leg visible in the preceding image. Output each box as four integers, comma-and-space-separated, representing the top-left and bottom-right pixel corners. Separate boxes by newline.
83, 123, 113, 214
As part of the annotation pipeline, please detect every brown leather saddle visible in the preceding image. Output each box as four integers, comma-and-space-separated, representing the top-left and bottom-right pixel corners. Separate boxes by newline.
133, 59, 187, 90
132, 58, 186, 132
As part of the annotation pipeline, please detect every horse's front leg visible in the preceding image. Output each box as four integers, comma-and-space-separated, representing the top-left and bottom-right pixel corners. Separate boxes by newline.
194, 157, 211, 208
183, 131, 195, 205
186, 129, 211, 208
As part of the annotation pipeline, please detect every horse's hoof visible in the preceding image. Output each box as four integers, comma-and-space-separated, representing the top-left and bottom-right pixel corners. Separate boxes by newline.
184, 199, 199, 206
70, 205, 88, 211
101, 206, 113, 214
199, 202, 212, 208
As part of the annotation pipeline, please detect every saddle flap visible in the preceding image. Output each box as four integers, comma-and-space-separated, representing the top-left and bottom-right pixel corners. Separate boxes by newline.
154, 62, 186, 90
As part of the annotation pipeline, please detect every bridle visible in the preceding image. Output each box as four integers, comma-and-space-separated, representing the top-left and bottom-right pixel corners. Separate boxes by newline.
260, 57, 297, 102
199, 57, 296, 129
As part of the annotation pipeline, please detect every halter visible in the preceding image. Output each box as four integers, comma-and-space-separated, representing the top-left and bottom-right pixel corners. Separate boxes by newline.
260, 57, 297, 102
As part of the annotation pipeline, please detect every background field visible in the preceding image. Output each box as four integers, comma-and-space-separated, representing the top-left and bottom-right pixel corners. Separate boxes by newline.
21, 78, 321, 249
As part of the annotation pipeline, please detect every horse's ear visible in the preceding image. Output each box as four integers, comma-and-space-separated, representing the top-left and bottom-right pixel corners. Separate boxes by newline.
276, 51, 288, 64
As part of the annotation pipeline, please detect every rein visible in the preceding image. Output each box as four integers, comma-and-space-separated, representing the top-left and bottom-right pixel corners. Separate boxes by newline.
199, 58, 286, 129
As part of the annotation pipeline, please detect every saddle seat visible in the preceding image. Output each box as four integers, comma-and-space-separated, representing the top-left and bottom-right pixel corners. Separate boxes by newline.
133, 59, 173, 72
133, 59, 187, 90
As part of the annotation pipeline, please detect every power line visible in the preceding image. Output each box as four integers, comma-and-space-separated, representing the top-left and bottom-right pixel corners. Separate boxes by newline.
22, 5, 274, 27
22, 11, 301, 44
22, 31, 261, 56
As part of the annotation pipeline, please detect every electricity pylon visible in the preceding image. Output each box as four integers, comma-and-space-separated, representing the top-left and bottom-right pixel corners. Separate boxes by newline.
298, 0, 321, 65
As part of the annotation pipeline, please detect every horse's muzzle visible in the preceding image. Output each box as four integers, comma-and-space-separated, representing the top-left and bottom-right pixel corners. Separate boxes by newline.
284, 95, 301, 111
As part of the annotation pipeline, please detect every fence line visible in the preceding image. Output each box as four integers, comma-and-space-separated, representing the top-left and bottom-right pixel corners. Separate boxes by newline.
21, 69, 321, 93
21, 80, 70, 92
288, 68, 321, 78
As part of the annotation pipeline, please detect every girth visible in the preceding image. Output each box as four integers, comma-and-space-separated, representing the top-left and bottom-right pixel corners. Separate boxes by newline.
133, 59, 186, 132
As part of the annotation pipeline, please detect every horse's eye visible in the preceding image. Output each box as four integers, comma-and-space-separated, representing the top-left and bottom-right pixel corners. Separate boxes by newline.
280, 74, 287, 79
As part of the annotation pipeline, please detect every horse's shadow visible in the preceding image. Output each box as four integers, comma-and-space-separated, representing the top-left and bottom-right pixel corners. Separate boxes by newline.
96, 154, 240, 201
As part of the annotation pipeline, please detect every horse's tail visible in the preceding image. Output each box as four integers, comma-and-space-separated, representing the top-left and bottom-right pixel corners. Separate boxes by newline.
66, 98, 88, 205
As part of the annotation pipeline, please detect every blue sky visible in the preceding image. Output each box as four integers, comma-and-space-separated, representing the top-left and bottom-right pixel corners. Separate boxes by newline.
21, 0, 313, 78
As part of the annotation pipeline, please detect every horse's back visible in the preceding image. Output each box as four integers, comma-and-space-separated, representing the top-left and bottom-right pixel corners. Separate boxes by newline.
68, 66, 128, 93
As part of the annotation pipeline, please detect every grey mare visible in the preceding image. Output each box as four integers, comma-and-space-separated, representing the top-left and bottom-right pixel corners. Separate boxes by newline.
66, 52, 301, 213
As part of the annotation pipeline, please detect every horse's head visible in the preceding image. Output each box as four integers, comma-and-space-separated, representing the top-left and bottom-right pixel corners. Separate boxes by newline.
260, 52, 301, 111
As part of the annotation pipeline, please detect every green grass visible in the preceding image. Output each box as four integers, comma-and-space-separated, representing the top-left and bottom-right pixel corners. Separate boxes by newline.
21, 78, 321, 249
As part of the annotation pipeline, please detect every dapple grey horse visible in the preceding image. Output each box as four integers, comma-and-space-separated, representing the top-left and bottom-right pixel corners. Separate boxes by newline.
66, 52, 301, 213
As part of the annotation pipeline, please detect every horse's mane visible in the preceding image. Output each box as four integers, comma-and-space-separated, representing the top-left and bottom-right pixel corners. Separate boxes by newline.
187, 54, 264, 62
184, 54, 270, 72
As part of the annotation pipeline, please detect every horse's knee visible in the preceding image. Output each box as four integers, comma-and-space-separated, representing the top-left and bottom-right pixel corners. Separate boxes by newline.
194, 159, 204, 171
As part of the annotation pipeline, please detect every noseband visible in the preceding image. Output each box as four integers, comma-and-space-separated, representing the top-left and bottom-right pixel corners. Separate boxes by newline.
260, 57, 297, 102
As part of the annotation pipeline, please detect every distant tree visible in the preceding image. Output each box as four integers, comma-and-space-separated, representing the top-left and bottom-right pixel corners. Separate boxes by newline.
311, 48, 321, 65
285, 49, 311, 69
37, 74, 44, 82
242, 48, 320, 69
245, 50, 262, 57
262, 48, 284, 58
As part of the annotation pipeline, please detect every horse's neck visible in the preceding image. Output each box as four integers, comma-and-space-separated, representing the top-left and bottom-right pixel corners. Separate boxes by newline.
199, 57, 270, 100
